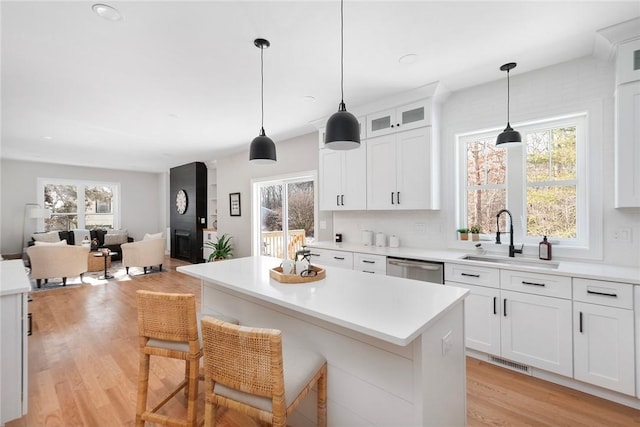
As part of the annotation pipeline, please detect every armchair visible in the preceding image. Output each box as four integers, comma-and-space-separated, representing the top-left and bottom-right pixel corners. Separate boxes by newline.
121, 238, 166, 275
27, 245, 89, 287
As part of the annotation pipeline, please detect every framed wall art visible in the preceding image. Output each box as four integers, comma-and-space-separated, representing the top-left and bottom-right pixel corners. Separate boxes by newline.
229, 192, 241, 216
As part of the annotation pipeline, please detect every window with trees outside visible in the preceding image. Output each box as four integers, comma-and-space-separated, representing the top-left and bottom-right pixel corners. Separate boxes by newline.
458, 114, 586, 246
39, 179, 120, 231
252, 173, 317, 259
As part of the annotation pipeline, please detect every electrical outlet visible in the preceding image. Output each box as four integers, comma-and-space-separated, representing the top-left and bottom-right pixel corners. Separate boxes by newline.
613, 228, 632, 242
414, 223, 427, 235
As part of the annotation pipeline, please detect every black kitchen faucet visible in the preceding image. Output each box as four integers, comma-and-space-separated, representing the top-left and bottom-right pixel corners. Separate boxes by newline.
496, 209, 523, 257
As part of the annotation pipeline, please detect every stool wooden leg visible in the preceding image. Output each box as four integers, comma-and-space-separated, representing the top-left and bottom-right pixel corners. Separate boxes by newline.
317, 363, 327, 427
136, 353, 150, 427
204, 381, 216, 427
185, 358, 199, 427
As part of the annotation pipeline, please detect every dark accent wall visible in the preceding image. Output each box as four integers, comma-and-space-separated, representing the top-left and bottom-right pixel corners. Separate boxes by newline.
170, 162, 207, 263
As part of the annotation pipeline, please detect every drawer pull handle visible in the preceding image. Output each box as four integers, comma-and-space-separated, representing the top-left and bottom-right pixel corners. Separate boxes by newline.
363, 270, 375, 274
579, 311, 583, 333
310, 253, 321, 257
362, 260, 375, 264
461, 273, 480, 278
522, 281, 545, 287
333, 256, 345, 260
586, 290, 618, 298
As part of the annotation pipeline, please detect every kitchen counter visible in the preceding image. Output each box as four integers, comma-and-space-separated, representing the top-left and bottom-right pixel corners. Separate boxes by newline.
306, 242, 640, 284
1, 259, 31, 296
178, 256, 468, 426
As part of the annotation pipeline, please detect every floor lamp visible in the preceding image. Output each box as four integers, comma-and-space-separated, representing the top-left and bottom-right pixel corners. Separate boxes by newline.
22, 203, 51, 255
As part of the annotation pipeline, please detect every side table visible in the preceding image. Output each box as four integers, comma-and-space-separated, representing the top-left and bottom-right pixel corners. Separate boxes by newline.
93, 251, 117, 280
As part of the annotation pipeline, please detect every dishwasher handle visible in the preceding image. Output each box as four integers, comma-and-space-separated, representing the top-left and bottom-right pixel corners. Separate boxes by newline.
387, 259, 442, 271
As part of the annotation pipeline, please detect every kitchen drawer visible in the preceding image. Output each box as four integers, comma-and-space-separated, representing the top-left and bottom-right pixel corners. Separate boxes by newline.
573, 278, 633, 309
445, 263, 499, 288
308, 248, 353, 269
500, 270, 571, 299
354, 252, 386, 274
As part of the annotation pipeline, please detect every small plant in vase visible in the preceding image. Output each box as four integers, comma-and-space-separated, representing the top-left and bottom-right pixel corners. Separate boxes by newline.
470, 225, 482, 241
457, 228, 469, 241
205, 234, 233, 261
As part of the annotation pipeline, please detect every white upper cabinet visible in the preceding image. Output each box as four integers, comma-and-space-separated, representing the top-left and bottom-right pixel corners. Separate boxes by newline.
615, 38, 640, 85
367, 127, 438, 210
366, 99, 432, 138
614, 80, 640, 208
319, 140, 366, 211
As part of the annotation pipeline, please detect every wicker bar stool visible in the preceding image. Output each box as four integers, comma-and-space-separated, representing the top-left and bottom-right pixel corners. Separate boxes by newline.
135, 290, 237, 427
200, 316, 327, 427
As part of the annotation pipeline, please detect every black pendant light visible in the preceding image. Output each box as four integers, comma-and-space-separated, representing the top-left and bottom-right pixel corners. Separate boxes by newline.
496, 62, 521, 147
324, 0, 360, 150
249, 38, 277, 164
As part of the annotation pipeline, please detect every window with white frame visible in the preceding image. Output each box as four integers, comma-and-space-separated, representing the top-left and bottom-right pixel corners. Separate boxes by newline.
38, 179, 120, 231
458, 114, 587, 247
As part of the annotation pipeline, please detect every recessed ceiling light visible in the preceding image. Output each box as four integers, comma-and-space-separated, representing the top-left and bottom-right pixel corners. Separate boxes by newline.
398, 54, 419, 65
92, 4, 122, 21
302, 96, 316, 103
42, 136, 53, 140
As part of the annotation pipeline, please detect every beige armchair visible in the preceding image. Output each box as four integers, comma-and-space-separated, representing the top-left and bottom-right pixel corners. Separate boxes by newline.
121, 238, 166, 275
27, 245, 89, 287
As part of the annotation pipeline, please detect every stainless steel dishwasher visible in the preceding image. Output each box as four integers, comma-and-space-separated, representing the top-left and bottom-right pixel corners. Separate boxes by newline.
386, 257, 444, 284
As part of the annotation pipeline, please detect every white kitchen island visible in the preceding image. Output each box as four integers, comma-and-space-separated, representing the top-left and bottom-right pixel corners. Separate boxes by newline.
178, 256, 468, 427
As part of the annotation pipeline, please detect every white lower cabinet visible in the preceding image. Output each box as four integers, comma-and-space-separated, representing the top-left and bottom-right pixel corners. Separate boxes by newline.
445, 281, 501, 356
573, 278, 635, 396
501, 289, 573, 377
308, 247, 354, 269
353, 252, 386, 274
446, 263, 573, 377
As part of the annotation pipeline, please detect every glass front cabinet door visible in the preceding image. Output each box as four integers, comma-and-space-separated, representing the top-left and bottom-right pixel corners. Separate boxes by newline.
366, 99, 431, 138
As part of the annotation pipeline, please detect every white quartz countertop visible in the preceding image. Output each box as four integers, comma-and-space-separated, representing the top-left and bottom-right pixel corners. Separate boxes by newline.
306, 242, 640, 284
177, 256, 468, 346
0, 259, 31, 296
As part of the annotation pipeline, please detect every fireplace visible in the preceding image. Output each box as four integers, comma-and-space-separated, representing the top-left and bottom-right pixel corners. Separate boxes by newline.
174, 230, 191, 261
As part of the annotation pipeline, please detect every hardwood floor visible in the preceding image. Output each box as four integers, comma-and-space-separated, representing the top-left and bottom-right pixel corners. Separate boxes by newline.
7, 256, 640, 426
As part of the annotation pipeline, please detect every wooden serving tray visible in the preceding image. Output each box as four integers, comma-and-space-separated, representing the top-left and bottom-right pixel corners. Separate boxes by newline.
269, 265, 326, 284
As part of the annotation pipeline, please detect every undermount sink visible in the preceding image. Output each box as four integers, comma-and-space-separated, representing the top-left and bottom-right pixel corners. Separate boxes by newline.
460, 254, 560, 269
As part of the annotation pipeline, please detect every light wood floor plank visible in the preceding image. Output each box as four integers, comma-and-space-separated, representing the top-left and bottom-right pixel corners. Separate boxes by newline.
6, 256, 640, 426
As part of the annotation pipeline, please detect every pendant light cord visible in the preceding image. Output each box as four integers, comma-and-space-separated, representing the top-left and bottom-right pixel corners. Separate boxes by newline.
260, 44, 265, 133
340, 0, 344, 105
506, 69, 510, 125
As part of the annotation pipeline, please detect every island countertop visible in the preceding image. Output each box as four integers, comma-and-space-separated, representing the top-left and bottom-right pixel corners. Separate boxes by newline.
177, 256, 468, 346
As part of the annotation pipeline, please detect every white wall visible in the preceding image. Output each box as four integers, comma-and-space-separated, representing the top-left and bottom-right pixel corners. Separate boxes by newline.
333, 56, 640, 267
216, 132, 332, 258
0, 159, 167, 255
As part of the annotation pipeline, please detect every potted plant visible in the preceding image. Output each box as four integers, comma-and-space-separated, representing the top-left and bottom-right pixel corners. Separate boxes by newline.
205, 234, 233, 261
457, 228, 469, 241
470, 225, 482, 241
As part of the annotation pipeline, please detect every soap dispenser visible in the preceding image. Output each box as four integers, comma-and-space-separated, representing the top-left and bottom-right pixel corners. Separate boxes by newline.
539, 236, 552, 260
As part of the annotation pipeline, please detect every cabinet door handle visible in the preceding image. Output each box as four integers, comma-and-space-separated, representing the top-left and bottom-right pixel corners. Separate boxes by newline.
362, 260, 375, 264
579, 311, 583, 333
341, 195, 344, 206
493, 297, 497, 315
391, 124, 395, 128
333, 256, 345, 260
522, 281, 546, 287
336, 195, 340, 206
461, 273, 480, 278
391, 192, 395, 204
397, 192, 400, 204
587, 290, 617, 298
28, 313, 33, 336
310, 253, 321, 257
503, 298, 507, 317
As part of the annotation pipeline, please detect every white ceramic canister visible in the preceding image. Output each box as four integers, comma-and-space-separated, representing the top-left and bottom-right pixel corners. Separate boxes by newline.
389, 235, 400, 248
362, 230, 374, 246
375, 232, 386, 247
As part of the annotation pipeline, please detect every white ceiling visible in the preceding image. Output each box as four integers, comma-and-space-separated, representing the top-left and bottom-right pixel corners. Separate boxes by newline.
2, 1, 638, 173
